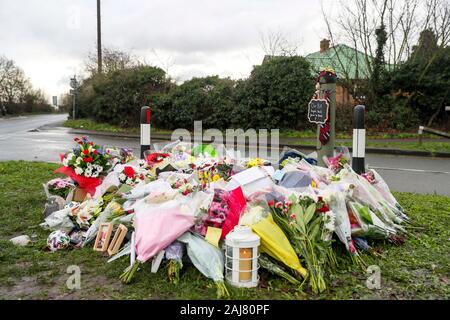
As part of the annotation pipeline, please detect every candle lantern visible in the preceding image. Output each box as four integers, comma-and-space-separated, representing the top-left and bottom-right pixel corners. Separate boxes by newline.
225, 225, 260, 288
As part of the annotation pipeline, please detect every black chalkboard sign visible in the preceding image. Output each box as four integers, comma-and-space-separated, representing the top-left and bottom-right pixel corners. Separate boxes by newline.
307, 99, 329, 124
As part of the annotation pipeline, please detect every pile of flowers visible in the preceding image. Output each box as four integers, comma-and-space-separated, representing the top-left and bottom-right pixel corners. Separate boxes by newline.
41, 139, 410, 297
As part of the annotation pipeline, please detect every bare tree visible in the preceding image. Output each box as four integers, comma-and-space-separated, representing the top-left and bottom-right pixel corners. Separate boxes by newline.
84, 47, 137, 76
322, 0, 449, 76
259, 29, 299, 57
0, 56, 31, 104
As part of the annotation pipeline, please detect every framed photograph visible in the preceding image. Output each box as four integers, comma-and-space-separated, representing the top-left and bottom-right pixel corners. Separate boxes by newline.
107, 224, 128, 256
93, 223, 113, 252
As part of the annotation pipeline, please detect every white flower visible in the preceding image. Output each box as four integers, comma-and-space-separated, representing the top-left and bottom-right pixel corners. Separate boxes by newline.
126, 178, 133, 185
76, 157, 82, 164
119, 173, 126, 182
84, 165, 93, 177
62, 158, 69, 167
67, 152, 75, 160
75, 167, 84, 175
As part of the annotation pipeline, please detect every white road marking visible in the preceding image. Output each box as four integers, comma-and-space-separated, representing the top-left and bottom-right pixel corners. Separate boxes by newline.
369, 166, 450, 175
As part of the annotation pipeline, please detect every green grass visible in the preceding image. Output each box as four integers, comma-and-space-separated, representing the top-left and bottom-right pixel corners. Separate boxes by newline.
0, 161, 449, 299
64, 119, 172, 135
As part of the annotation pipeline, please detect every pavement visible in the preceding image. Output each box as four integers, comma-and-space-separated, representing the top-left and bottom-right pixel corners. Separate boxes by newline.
0, 113, 449, 196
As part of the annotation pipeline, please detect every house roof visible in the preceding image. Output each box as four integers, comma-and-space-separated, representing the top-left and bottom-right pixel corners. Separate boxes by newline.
305, 44, 372, 80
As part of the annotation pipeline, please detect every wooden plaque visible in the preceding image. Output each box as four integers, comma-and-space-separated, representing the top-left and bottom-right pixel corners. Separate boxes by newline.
94, 223, 113, 252
107, 224, 128, 256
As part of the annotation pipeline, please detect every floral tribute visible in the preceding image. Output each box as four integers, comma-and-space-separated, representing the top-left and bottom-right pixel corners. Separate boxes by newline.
55, 136, 112, 195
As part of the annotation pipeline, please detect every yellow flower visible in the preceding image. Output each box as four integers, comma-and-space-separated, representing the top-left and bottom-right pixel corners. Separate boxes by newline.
212, 174, 221, 182
247, 158, 263, 168
311, 180, 317, 188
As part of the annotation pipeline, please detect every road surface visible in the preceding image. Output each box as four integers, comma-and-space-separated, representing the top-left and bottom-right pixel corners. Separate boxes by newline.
1, 114, 449, 196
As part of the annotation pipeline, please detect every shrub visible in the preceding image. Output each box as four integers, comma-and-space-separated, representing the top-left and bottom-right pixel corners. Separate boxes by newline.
75, 65, 170, 127
232, 56, 315, 130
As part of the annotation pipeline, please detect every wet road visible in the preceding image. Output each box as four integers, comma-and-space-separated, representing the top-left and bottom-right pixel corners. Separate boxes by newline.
0, 114, 449, 196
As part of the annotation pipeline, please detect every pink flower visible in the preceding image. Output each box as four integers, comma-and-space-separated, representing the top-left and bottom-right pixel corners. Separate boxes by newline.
275, 202, 283, 209
284, 201, 292, 207
290, 213, 296, 219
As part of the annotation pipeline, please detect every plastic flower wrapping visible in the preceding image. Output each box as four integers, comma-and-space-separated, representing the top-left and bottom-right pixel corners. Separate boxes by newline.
41, 138, 411, 297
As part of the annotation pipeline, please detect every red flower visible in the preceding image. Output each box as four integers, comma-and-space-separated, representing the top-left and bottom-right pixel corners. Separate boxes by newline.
89, 142, 94, 146
268, 200, 275, 207
146, 152, 170, 163
84, 157, 93, 163
123, 166, 135, 178
83, 149, 89, 155
93, 149, 98, 155
317, 203, 330, 213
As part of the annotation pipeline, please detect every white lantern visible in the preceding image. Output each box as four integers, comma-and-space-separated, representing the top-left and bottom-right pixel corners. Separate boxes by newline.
225, 225, 260, 288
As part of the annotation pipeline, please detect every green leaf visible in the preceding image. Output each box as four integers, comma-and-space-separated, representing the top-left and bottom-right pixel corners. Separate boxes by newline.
358, 204, 373, 224
304, 203, 316, 225
295, 214, 306, 234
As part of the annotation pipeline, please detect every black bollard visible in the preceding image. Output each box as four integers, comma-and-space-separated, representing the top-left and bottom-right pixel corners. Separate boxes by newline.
352, 105, 365, 174
140, 106, 151, 159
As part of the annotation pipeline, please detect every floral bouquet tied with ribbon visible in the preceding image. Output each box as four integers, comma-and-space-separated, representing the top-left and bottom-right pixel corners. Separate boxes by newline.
55, 136, 112, 195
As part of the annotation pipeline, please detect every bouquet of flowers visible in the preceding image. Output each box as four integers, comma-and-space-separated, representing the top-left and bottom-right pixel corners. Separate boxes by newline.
177, 232, 229, 298
46, 178, 74, 198
269, 194, 335, 294
171, 178, 196, 196
61, 136, 111, 178
165, 240, 185, 285
324, 152, 349, 174
118, 165, 147, 187
56, 137, 112, 195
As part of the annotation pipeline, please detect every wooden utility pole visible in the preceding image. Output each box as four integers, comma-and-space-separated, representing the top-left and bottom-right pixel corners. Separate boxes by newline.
97, 0, 102, 74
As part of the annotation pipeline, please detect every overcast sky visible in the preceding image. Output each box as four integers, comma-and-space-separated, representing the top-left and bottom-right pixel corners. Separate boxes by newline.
0, 0, 337, 100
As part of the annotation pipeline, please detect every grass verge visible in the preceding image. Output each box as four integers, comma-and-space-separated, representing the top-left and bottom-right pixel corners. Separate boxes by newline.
0, 161, 449, 299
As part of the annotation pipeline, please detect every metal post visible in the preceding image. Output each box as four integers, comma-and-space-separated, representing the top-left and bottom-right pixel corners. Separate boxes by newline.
140, 106, 151, 159
418, 126, 424, 146
352, 105, 365, 174
72, 94, 76, 120
316, 73, 336, 166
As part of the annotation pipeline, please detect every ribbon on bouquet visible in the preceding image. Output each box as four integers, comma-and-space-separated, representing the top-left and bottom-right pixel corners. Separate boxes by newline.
54, 166, 102, 196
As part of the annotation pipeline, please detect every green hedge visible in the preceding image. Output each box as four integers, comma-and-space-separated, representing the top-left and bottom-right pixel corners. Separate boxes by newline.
74, 57, 316, 131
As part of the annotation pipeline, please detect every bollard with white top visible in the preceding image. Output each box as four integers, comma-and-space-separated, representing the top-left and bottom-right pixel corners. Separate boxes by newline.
352, 105, 366, 174
140, 106, 151, 159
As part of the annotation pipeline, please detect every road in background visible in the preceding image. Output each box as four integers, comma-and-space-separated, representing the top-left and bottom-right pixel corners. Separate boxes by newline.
1, 114, 449, 196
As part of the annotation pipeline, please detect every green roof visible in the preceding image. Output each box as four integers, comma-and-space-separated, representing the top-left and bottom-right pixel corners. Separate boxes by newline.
305, 44, 372, 80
